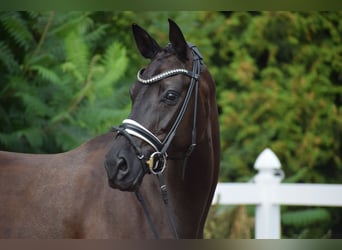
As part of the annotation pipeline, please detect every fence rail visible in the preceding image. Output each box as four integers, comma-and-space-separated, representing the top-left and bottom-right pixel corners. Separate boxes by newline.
212, 148, 342, 239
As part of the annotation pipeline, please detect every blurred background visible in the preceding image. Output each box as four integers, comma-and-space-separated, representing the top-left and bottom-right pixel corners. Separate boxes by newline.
0, 11, 341, 238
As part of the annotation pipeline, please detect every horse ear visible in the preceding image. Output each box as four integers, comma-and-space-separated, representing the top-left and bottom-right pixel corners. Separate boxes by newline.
132, 23, 161, 59
168, 19, 188, 61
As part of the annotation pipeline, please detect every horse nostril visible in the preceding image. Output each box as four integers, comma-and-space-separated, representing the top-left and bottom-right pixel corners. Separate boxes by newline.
116, 157, 129, 181
117, 158, 128, 172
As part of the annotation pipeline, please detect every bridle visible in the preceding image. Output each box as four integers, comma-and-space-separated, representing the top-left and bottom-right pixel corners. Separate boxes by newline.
111, 43, 203, 239
113, 43, 203, 176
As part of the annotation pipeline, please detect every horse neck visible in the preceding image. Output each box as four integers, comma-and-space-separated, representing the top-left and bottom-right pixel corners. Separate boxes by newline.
165, 81, 220, 238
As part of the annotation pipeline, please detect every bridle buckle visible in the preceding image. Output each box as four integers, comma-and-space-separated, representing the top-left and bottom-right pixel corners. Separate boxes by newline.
146, 151, 167, 175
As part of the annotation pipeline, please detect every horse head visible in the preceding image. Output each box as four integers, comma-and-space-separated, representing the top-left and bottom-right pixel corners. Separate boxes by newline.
105, 19, 210, 192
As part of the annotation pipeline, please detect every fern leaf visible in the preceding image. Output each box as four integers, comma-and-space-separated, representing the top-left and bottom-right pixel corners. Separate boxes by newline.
64, 31, 89, 82
95, 42, 128, 94
8, 75, 31, 92
50, 111, 73, 125
15, 92, 50, 117
50, 12, 89, 37
0, 41, 20, 72
20, 127, 44, 148
0, 11, 35, 50
55, 125, 88, 151
0, 127, 43, 152
31, 65, 61, 84
26, 11, 39, 19
84, 23, 109, 44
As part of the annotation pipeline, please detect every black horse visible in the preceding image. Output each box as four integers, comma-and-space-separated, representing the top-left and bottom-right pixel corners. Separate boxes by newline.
105, 19, 220, 238
0, 19, 220, 239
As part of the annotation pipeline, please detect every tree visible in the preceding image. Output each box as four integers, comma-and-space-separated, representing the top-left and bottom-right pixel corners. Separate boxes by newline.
0, 11, 129, 152
213, 11, 342, 238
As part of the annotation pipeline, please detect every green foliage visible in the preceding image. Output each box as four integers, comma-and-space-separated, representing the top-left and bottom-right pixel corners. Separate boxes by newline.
0, 11, 341, 238
282, 207, 333, 238
282, 208, 331, 227
215, 12, 342, 185
210, 11, 342, 238
0, 11, 129, 152
204, 205, 254, 239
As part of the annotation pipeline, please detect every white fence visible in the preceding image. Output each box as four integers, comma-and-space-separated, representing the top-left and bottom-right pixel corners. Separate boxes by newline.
212, 148, 342, 239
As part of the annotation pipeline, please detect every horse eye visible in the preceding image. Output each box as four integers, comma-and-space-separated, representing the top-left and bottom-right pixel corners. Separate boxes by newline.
166, 92, 178, 101
163, 91, 179, 104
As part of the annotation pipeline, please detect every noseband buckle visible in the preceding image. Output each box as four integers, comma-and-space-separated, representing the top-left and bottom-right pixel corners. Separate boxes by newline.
146, 151, 167, 175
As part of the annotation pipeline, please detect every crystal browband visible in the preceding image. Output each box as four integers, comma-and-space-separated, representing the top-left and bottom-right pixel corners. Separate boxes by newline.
137, 68, 199, 85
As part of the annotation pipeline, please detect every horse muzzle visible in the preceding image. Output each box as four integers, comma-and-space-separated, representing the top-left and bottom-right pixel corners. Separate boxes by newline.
104, 150, 146, 192
111, 119, 168, 176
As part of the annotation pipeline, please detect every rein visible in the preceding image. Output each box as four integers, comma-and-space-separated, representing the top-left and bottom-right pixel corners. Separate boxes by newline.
112, 43, 203, 239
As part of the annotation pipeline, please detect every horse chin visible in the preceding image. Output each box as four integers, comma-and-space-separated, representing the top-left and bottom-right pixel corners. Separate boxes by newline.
108, 171, 144, 192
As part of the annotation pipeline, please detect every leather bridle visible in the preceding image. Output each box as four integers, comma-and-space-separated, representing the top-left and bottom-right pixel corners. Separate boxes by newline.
113, 43, 203, 176
111, 43, 203, 239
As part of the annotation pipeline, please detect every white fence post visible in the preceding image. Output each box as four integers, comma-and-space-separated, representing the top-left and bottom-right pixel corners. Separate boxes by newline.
213, 147, 342, 239
253, 148, 283, 239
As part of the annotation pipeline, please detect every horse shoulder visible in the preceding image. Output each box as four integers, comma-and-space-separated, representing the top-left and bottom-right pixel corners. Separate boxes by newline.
0, 132, 116, 238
